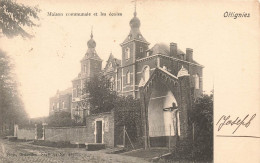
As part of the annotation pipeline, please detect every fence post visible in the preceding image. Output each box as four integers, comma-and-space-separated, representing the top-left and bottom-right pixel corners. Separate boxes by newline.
123, 126, 126, 148
35, 124, 38, 140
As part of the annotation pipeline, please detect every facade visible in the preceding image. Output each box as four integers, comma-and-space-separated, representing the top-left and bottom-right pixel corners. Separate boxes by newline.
68, 8, 203, 147
49, 88, 72, 115
103, 10, 203, 147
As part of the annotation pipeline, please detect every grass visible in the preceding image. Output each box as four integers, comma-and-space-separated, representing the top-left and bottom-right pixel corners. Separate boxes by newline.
123, 148, 169, 160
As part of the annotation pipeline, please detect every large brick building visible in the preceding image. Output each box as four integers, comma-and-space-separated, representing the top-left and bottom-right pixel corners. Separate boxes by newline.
68, 8, 203, 147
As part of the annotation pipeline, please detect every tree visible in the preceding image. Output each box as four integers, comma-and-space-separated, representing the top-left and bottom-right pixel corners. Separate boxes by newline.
84, 74, 142, 147
84, 74, 118, 114
0, 49, 28, 136
0, 0, 40, 38
0, 0, 40, 136
190, 93, 213, 161
47, 111, 73, 127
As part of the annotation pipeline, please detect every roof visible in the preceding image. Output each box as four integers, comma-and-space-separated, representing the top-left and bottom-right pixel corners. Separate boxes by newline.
148, 43, 201, 65
51, 87, 72, 99
121, 28, 149, 45
149, 43, 185, 56
142, 67, 179, 92
58, 87, 72, 95
81, 48, 102, 61
104, 53, 121, 72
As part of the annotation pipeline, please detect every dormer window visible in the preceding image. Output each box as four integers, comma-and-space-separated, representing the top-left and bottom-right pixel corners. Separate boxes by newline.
108, 62, 112, 68
138, 35, 142, 39
125, 47, 130, 59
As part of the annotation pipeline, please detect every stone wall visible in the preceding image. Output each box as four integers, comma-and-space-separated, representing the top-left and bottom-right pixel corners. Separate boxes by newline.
44, 126, 89, 143
44, 111, 115, 147
17, 128, 35, 140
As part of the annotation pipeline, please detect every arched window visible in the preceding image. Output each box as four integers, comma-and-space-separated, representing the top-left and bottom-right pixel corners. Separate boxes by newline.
143, 66, 150, 82
125, 47, 130, 59
126, 71, 131, 84
146, 51, 150, 57
194, 74, 200, 89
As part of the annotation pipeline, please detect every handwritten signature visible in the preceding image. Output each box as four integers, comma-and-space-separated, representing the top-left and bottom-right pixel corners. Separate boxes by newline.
216, 114, 256, 134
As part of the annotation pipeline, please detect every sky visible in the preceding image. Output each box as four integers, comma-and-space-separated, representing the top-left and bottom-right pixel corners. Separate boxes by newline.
0, 0, 258, 120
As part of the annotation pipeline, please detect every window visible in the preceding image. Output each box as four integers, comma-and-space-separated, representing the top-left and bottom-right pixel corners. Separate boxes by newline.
194, 74, 200, 89
143, 66, 150, 82
57, 102, 59, 110
146, 51, 150, 57
73, 87, 77, 97
118, 79, 121, 90
52, 103, 55, 111
126, 71, 131, 84
76, 85, 80, 97
110, 77, 114, 90
62, 101, 65, 109
125, 47, 130, 59
140, 47, 143, 53
138, 34, 142, 39
121, 77, 123, 90
84, 64, 87, 73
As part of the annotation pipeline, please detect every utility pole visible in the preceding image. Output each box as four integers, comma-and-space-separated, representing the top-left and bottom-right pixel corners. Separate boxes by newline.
169, 124, 171, 152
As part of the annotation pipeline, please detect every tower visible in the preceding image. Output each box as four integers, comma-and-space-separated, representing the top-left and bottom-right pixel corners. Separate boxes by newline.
80, 29, 102, 80
71, 29, 102, 121
120, 6, 150, 97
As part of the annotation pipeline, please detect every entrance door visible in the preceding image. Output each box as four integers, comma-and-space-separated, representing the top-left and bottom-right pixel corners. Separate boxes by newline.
96, 121, 102, 143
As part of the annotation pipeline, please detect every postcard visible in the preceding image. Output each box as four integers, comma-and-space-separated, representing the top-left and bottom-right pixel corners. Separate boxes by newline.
0, 0, 259, 162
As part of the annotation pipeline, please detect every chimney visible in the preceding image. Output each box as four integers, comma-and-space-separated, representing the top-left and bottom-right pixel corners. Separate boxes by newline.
186, 48, 193, 62
170, 43, 177, 58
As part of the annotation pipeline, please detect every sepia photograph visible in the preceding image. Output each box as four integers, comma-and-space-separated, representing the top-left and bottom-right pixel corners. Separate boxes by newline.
0, 0, 259, 162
